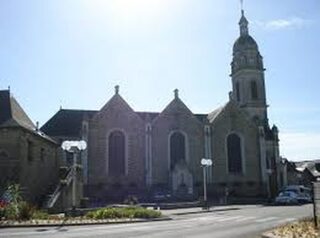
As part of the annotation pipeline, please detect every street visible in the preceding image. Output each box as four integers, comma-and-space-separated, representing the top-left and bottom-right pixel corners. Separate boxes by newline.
0, 204, 313, 238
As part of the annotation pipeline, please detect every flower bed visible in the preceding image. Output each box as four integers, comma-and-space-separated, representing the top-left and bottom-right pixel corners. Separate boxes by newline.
85, 207, 161, 219
1, 205, 163, 227
0, 184, 162, 227
264, 219, 319, 238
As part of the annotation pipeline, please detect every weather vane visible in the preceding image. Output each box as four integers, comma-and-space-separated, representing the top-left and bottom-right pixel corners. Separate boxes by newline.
240, 0, 244, 11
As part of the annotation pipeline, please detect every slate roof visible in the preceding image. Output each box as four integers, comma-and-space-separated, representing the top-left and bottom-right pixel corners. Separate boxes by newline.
42, 107, 208, 138
207, 103, 228, 123
41, 109, 97, 138
0, 90, 35, 130
0, 90, 56, 144
294, 160, 320, 177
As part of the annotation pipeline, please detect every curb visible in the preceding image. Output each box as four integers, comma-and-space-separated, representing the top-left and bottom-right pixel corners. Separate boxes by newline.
172, 207, 240, 216
0, 216, 172, 229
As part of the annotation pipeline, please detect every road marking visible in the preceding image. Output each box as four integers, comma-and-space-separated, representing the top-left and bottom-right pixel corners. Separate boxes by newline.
233, 216, 257, 222
185, 215, 259, 224
215, 216, 244, 222
255, 217, 278, 223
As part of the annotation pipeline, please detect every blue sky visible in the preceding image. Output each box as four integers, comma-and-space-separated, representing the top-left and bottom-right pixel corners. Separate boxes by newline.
0, 0, 319, 161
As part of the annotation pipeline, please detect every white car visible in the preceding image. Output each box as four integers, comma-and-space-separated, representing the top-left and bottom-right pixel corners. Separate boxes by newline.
275, 191, 300, 205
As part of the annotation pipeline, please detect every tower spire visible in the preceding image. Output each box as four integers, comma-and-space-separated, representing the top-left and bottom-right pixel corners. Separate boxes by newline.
239, 0, 249, 36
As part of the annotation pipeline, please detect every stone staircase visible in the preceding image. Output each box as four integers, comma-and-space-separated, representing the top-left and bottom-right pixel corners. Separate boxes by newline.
42, 166, 74, 212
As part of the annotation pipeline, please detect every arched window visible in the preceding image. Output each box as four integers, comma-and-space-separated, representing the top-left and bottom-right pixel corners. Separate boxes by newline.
108, 130, 125, 176
227, 133, 243, 174
236, 82, 241, 102
170, 132, 186, 169
250, 81, 258, 100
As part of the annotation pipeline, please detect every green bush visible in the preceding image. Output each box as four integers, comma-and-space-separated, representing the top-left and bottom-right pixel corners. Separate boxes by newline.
1, 202, 35, 220
18, 201, 34, 220
132, 207, 161, 218
1, 184, 52, 221
85, 207, 161, 220
3, 204, 18, 220
32, 210, 50, 220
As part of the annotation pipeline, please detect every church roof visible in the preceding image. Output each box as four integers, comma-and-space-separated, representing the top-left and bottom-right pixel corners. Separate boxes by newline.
0, 90, 56, 144
0, 90, 35, 130
41, 109, 97, 138
294, 160, 320, 178
42, 107, 208, 138
207, 103, 228, 123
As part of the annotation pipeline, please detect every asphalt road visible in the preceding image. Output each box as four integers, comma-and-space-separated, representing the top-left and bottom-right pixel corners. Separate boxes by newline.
0, 204, 313, 238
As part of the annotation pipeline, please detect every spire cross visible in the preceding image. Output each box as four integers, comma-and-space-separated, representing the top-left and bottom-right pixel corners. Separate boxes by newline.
174, 89, 179, 99
240, 0, 244, 12
115, 85, 119, 95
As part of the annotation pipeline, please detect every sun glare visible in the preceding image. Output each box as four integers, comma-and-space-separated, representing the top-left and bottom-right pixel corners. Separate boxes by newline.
85, 0, 168, 21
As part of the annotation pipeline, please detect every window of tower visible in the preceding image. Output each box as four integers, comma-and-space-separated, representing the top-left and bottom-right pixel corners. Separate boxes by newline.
250, 81, 258, 100
108, 130, 126, 176
236, 82, 240, 102
227, 133, 243, 174
249, 57, 255, 66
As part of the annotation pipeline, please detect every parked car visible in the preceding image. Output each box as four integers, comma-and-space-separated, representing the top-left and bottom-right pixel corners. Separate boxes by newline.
152, 190, 171, 202
296, 193, 312, 204
279, 185, 312, 204
283, 185, 311, 197
275, 191, 300, 205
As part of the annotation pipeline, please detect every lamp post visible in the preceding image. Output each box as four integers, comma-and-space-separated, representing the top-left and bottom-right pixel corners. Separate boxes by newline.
201, 158, 212, 210
61, 140, 87, 209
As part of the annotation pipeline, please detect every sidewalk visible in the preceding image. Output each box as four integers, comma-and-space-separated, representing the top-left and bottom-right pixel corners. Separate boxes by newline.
160, 204, 260, 216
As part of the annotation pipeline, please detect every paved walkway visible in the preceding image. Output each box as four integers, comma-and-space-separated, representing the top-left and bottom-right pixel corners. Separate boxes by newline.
159, 204, 260, 216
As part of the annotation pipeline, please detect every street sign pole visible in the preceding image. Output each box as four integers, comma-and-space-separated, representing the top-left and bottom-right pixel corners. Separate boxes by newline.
201, 158, 212, 210
203, 165, 207, 207
61, 140, 87, 211
72, 152, 77, 209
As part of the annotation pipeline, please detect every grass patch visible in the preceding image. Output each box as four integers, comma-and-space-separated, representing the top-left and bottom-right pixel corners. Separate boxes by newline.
85, 207, 161, 220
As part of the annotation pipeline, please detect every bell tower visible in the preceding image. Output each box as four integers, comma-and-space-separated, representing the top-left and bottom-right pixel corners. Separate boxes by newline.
230, 9, 268, 125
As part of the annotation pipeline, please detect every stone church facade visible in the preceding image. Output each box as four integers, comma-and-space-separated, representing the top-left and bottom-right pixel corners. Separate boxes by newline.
42, 11, 283, 202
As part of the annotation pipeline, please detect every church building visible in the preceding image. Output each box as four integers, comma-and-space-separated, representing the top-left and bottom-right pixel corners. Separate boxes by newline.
42, 10, 284, 202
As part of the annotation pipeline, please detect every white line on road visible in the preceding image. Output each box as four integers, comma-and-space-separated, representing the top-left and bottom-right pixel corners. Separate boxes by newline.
214, 216, 244, 222
233, 216, 257, 222
255, 217, 279, 223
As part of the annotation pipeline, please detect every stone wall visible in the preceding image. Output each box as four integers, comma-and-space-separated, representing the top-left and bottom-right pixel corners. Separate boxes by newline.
0, 127, 59, 204
88, 95, 145, 201
210, 102, 263, 197
151, 97, 204, 191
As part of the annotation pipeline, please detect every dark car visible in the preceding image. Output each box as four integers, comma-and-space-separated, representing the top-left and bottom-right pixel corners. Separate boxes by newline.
275, 191, 300, 205
152, 190, 171, 202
